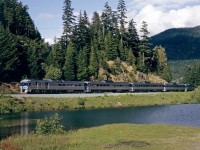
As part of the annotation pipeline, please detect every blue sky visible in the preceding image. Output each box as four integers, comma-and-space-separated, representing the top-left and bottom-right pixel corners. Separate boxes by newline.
19, 0, 200, 44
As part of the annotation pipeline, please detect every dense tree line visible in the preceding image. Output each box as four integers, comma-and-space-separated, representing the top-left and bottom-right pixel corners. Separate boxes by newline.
0, 0, 171, 82
0, 0, 48, 82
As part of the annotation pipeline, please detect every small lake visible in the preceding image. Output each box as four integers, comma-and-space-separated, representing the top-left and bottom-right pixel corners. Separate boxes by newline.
1, 104, 200, 139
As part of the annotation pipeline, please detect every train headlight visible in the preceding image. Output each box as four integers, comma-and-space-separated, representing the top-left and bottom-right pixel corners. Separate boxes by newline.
21, 86, 28, 90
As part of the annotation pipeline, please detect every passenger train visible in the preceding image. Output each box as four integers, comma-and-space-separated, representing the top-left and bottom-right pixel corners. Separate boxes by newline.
20, 79, 195, 94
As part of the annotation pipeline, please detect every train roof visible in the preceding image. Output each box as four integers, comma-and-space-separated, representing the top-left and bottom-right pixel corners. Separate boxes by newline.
20, 79, 85, 84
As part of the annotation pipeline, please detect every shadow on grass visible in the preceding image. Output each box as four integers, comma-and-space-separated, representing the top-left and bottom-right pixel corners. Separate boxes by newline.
104, 140, 150, 149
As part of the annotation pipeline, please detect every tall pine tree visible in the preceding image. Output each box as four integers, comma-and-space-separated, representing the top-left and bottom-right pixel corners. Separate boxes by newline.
126, 19, 139, 57
62, 0, 75, 47
63, 41, 76, 80
117, 0, 127, 38
138, 21, 152, 72
153, 46, 171, 82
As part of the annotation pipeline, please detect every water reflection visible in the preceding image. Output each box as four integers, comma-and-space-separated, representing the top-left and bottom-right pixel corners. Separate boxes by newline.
1, 104, 200, 139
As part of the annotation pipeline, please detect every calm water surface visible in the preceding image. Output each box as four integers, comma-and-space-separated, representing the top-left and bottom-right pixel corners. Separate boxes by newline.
1, 104, 200, 139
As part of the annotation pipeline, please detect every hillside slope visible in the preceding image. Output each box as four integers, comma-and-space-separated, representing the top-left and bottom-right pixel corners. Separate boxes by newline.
151, 26, 200, 60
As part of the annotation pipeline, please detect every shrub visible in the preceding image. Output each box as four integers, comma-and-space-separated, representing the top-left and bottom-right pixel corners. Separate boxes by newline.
35, 113, 65, 135
191, 86, 200, 102
77, 99, 86, 109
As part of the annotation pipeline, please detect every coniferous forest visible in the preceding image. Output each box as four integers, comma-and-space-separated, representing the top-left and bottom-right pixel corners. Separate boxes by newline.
0, 0, 172, 83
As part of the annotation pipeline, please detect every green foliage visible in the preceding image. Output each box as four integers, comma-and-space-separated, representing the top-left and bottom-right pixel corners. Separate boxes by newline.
0, 0, 41, 39
35, 113, 65, 135
44, 65, 62, 80
118, 39, 126, 61
62, 0, 75, 45
0, 25, 20, 82
191, 86, 200, 102
77, 98, 86, 109
89, 45, 99, 78
63, 41, 76, 80
183, 62, 200, 86
168, 59, 200, 82
77, 47, 89, 80
0, 95, 26, 113
27, 40, 48, 79
117, 0, 127, 35
126, 19, 139, 52
153, 46, 172, 82
105, 32, 118, 60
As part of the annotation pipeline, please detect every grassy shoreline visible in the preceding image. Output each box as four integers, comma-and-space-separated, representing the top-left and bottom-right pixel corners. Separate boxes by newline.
0, 92, 199, 114
1, 124, 200, 150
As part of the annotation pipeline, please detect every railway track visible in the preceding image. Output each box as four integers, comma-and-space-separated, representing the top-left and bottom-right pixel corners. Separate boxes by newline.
9, 93, 158, 98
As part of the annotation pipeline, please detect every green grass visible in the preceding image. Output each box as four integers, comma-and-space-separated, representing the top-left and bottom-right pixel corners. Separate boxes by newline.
0, 92, 199, 114
1, 124, 200, 150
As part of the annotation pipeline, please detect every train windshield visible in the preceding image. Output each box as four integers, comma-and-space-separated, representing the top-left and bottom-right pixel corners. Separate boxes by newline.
20, 83, 30, 86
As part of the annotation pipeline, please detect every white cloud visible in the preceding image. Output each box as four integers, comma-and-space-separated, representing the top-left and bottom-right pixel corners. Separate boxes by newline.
126, 0, 200, 36
43, 27, 63, 44
37, 12, 56, 20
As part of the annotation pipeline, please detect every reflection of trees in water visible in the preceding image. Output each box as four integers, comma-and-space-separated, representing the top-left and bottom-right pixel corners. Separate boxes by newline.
21, 112, 29, 135
0, 112, 30, 140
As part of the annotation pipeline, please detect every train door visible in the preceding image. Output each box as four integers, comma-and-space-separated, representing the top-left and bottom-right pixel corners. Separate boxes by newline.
163, 84, 166, 92
184, 84, 187, 92
129, 83, 134, 92
36, 82, 38, 89
84, 82, 91, 93
45, 82, 49, 89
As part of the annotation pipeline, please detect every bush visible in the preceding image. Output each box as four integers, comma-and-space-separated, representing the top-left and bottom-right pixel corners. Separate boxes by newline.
191, 86, 200, 102
35, 113, 65, 135
77, 99, 86, 109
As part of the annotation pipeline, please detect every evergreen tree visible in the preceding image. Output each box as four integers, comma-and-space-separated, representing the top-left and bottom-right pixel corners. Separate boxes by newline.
127, 48, 136, 67
183, 62, 200, 86
101, 2, 113, 37
63, 41, 76, 80
126, 19, 139, 56
153, 46, 171, 82
46, 43, 60, 68
118, 35, 126, 61
91, 11, 101, 36
82, 10, 90, 26
1, 0, 41, 39
138, 21, 152, 72
126, 48, 137, 74
46, 40, 65, 70
62, 0, 75, 46
0, 1, 4, 25
117, 0, 127, 37
27, 40, 48, 79
89, 43, 99, 79
0, 25, 20, 82
71, 11, 91, 51
105, 31, 118, 60
77, 46, 88, 80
